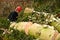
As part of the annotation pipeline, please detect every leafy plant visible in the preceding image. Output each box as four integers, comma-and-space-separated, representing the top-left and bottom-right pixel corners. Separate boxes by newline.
0, 17, 10, 29
3, 29, 36, 40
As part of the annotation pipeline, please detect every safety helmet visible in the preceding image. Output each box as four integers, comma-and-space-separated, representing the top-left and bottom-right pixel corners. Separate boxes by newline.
15, 6, 22, 12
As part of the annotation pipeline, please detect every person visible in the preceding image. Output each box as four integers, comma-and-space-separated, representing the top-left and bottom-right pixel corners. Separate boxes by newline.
8, 6, 22, 22
8, 6, 22, 28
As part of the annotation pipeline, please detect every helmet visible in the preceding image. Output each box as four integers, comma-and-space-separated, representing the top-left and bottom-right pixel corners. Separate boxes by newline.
15, 6, 22, 12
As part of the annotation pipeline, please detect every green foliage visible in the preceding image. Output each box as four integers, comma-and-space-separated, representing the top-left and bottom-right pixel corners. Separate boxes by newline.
3, 29, 36, 40
17, 11, 47, 24
0, 0, 60, 40
33, 0, 60, 13
0, 30, 4, 36
49, 21, 60, 33
0, 18, 10, 29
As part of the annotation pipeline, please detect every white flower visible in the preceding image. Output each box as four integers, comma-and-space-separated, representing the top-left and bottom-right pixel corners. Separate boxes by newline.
24, 7, 34, 13
9, 22, 56, 40
10, 22, 16, 28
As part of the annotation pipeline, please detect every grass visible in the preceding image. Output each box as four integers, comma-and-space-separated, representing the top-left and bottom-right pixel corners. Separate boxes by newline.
0, 17, 10, 29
